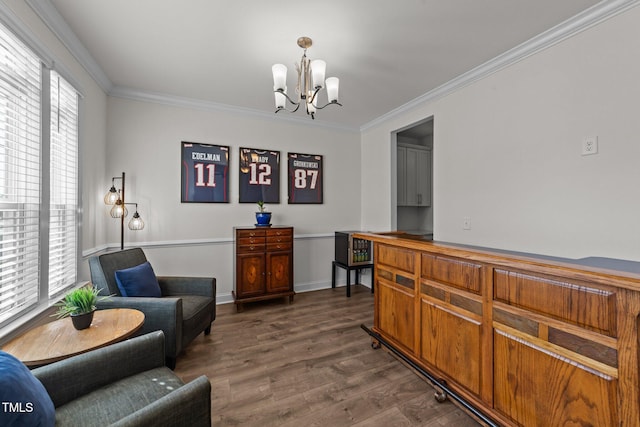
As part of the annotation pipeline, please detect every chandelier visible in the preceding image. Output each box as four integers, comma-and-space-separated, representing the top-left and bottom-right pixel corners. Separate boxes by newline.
272, 36, 341, 119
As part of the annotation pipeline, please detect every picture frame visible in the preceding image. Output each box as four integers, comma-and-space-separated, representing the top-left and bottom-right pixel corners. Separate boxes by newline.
181, 141, 230, 203
287, 152, 323, 204
238, 147, 280, 203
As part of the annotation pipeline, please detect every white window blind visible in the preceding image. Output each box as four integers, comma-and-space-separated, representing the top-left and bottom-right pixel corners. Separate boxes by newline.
0, 25, 42, 324
0, 20, 80, 327
48, 71, 78, 297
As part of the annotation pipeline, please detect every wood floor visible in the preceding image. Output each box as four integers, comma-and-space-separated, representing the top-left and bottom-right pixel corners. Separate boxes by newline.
175, 286, 482, 427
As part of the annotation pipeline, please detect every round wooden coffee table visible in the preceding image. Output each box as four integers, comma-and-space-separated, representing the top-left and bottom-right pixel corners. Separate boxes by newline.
2, 308, 144, 367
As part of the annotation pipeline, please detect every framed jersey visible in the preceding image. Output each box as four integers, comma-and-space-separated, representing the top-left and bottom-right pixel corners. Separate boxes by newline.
181, 141, 229, 203
287, 152, 323, 204
238, 147, 280, 203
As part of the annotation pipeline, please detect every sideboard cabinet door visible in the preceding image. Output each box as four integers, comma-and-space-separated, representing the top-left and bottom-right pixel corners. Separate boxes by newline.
375, 244, 419, 353
233, 226, 295, 310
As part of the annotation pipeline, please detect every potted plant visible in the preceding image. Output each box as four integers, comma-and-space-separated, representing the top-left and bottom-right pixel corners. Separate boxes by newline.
53, 285, 109, 330
255, 201, 272, 226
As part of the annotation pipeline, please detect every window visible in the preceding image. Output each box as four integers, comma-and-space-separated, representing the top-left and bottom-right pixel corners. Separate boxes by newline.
0, 22, 79, 327
48, 71, 78, 297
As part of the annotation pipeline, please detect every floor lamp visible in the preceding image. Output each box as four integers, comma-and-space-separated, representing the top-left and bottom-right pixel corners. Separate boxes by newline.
103, 172, 145, 250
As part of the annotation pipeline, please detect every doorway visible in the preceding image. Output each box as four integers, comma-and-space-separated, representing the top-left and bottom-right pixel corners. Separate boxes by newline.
392, 117, 433, 238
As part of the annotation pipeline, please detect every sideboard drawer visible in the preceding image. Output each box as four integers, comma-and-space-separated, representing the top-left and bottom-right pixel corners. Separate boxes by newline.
377, 244, 416, 275
237, 236, 266, 246
421, 253, 483, 295
267, 242, 292, 252
494, 269, 617, 336
236, 243, 266, 254
237, 229, 267, 239
266, 228, 292, 238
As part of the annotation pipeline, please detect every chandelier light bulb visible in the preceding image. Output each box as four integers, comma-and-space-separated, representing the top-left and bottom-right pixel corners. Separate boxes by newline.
326, 77, 339, 103
310, 60, 326, 89
272, 64, 287, 91
307, 95, 317, 115
274, 87, 287, 109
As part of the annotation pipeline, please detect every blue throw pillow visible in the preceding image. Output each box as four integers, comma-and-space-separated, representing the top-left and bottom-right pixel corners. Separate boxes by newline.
0, 351, 55, 427
114, 261, 162, 297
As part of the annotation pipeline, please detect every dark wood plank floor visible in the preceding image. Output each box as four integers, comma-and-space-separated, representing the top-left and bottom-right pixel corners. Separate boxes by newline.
175, 286, 482, 427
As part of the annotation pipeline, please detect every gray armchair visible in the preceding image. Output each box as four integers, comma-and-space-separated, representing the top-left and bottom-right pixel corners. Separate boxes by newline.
89, 248, 216, 369
33, 331, 211, 427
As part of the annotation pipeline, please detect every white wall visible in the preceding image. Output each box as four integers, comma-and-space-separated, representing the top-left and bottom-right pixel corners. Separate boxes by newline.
104, 97, 361, 300
362, 5, 640, 261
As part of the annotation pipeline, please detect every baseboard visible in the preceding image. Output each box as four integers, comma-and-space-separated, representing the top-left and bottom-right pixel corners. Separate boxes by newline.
215, 280, 372, 305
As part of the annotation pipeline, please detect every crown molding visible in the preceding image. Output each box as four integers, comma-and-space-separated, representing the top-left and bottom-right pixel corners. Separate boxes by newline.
109, 86, 359, 133
0, 1, 53, 67
25, 0, 112, 93
361, 0, 640, 132
25, 0, 355, 131
26, 0, 640, 134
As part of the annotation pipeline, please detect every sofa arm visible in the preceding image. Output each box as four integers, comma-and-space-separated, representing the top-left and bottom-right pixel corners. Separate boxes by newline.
33, 331, 166, 408
95, 298, 183, 359
111, 375, 211, 427
158, 277, 216, 298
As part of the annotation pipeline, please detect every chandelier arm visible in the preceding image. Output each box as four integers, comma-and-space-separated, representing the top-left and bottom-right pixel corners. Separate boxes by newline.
274, 89, 300, 107
275, 103, 301, 114
308, 87, 321, 105
295, 61, 303, 96
315, 100, 343, 110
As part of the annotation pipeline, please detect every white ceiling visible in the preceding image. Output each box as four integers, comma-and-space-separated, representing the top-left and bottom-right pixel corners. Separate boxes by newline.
45, 0, 604, 129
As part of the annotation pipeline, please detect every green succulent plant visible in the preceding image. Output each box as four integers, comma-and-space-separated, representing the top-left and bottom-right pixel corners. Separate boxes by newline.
53, 285, 109, 318
257, 201, 266, 212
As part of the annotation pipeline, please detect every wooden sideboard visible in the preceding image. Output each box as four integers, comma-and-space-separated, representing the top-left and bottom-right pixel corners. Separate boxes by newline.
233, 226, 294, 311
355, 232, 640, 427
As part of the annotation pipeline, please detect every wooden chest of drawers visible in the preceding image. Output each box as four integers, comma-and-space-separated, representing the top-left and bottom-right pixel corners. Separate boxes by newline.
233, 226, 294, 311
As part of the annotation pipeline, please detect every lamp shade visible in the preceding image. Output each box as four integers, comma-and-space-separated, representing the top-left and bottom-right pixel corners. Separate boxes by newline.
104, 186, 119, 205
128, 211, 144, 230
274, 86, 287, 109
272, 64, 287, 91
310, 60, 326, 89
110, 200, 128, 218
326, 77, 339, 103
306, 96, 317, 115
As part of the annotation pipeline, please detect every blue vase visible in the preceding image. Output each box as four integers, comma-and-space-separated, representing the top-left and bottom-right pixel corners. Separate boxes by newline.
255, 212, 272, 226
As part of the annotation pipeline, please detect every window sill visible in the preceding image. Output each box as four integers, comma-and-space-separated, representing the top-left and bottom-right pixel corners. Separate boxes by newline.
0, 281, 90, 346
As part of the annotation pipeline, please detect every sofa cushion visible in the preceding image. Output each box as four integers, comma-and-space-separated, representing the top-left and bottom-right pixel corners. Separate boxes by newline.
54, 367, 183, 426
115, 261, 161, 297
0, 351, 55, 427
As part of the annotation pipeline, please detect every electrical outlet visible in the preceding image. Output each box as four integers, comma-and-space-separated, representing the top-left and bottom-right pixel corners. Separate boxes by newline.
463, 217, 471, 230
582, 136, 598, 156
